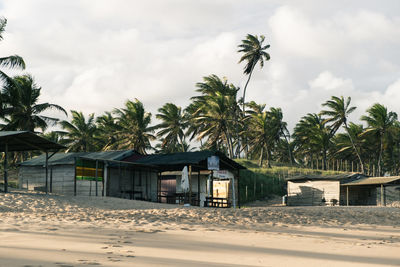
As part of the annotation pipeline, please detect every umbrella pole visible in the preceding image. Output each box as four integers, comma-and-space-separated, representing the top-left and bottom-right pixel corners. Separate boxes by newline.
4, 143, 8, 193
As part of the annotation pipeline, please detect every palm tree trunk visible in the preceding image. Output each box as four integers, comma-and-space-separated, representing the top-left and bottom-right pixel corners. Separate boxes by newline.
378, 133, 384, 176
344, 123, 364, 173
259, 146, 264, 167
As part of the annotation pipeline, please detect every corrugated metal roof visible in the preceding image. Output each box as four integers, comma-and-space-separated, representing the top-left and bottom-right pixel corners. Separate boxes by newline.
342, 176, 400, 186
286, 173, 365, 182
0, 131, 65, 152
134, 150, 245, 171
20, 150, 137, 166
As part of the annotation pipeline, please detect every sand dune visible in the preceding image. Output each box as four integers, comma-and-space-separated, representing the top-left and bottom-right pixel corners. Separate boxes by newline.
0, 190, 399, 266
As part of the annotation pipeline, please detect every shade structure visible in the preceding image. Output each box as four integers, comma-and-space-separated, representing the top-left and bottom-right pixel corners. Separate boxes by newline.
0, 131, 65, 193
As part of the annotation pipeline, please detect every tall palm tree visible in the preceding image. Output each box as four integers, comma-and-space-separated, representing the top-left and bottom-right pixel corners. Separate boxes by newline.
113, 99, 155, 154
361, 103, 398, 176
155, 103, 187, 152
0, 18, 25, 84
321, 96, 364, 173
1, 75, 66, 132
237, 34, 270, 112
58, 110, 98, 152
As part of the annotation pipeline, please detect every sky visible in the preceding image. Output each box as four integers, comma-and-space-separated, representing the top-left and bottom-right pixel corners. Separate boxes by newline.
1, 0, 400, 133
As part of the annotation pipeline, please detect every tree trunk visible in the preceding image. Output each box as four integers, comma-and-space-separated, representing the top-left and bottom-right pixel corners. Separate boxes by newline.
258, 146, 264, 167
344, 123, 364, 174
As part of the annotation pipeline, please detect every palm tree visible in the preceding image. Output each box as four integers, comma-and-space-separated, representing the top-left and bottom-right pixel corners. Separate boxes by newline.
361, 103, 398, 176
237, 34, 270, 112
1, 75, 66, 132
113, 99, 155, 154
58, 110, 98, 152
321, 96, 364, 173
247, 108, 284, 167
155, 103, 187, 152
96, 111, 120, 151
188, 75, 239, 157
0, 18, 25, 84
293, 113, 332, 170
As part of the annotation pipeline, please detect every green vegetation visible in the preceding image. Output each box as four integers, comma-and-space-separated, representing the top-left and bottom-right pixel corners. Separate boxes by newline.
1, 16, 400, 178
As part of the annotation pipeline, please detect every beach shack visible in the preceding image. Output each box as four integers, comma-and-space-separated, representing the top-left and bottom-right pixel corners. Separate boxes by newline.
132, 151, 246, 208
287, 173, 400, 206
286, 173, 365, 206
18, 150, 159, 201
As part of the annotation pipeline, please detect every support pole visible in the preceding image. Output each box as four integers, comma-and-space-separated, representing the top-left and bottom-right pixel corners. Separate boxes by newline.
45, 151, 48, 194
3, 143, 8, 193
95, 160, 98, 197
74, 157, 77, 196
231, 175, 236, 209
189, 165, 192, 205
381, 184, 384, 206
346, 186, 349, 206
197, 171, 200, 206
50, 167, 53, 193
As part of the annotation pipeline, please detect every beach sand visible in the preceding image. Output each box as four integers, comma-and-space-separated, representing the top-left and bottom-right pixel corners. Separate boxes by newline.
0, 190, 399, 266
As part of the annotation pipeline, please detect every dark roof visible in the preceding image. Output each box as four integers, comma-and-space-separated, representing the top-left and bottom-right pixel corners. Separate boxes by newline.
0, 131, 65, 152
286, 173, 366, 184
133, 150, 245, 171
20, 150, 138, 166
342, 176, 400, 186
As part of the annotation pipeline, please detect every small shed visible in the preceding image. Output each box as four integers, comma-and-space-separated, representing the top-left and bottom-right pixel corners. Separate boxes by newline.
286, 173, 365, 206
19, 150, 159, 201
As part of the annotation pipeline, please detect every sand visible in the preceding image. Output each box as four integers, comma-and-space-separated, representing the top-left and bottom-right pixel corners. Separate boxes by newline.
0, 190, 399, 266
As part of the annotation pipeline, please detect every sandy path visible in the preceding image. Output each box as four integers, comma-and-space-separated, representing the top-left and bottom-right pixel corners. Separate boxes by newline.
0, 190, 399, 266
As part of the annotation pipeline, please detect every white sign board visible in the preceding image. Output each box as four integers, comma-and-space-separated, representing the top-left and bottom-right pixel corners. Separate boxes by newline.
207, 156, 219, 170
213, 170, 234, 179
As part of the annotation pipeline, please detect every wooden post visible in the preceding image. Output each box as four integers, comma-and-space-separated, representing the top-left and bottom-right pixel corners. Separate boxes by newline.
3, 142, 8, 193
74, 157, 77, 196
346, 186, 349, 206
352, 161, 354, 172
50, 167, 53, 193
45, 151, 48, 194
189, 165, 192, 205
197, 171, 200, 206
237, 170, 241, 209
245, 185, 248, 201
95, 160, 98, 197
381, 184, 384, 206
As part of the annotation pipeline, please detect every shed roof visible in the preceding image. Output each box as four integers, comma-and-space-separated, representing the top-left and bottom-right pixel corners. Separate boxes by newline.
20, 150, 138, 166
342, 176, 400, 186
286, 173, 365, 184
133, 150, 245, 171
0, 131, 65, 152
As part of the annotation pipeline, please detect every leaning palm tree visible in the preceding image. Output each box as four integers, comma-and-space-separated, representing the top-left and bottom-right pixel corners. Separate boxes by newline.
237, 34, 270, 112
58, 110, 98, 152
1, 74, 67, 132
113, 99, 155, 154
155, 103, 187, 153
361, 103, 398, 176
321, 96, 364, 173
0, 18, 25, 84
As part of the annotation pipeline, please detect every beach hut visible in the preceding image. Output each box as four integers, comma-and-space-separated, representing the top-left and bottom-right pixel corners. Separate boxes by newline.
286, 173, 365, 206
132, 151, 246, 208
18, 150, 159, 201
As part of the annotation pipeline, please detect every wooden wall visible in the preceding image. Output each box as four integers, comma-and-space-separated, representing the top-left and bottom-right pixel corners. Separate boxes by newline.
287, 180, 340, 206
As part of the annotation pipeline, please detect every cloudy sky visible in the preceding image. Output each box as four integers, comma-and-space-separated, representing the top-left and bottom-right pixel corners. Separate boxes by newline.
1, 0, 400, 132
